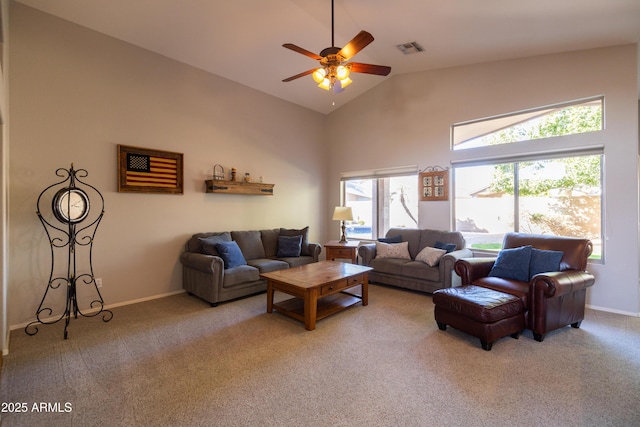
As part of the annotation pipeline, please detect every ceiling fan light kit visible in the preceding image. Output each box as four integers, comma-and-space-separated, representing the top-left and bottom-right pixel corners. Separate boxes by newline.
282, 0, 390, 94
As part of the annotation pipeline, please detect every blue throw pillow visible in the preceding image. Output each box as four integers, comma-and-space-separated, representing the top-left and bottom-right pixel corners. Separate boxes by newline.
215, 241, 247, 269
529, 248, 564, 279
378, 235, 402, 243
435, 241, 457, 253
488, 245, 532, 282
277, 235, 302, 258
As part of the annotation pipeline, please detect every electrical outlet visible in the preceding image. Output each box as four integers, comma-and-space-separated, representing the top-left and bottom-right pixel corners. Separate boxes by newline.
95, 278, 102, 288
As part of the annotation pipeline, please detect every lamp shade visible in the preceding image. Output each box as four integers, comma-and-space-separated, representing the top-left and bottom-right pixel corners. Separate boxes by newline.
332, 206, 353, 221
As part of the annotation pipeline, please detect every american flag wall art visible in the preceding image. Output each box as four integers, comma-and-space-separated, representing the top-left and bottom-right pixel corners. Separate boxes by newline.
117, 145, 183, 194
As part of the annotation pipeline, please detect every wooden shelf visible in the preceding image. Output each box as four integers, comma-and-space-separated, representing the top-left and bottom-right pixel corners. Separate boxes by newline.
273, 293, 363, 323
205, 179, 274, 196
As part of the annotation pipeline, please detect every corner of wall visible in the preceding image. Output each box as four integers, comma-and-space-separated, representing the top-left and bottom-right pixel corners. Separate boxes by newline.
1, 0, 10, 355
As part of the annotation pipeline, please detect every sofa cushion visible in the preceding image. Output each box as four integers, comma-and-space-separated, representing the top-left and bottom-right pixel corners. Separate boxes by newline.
529, 248, 564, 279
488, 245, 532, 282
198, 233, 232, 256
222, 265, 260, 288
277, 235, 302, 257
415, 246, 447, 267
281, 256, 315, 268
216, 241, 247, 269
187, 232, 231, 253
247, 258, 289, 273
375, 241, 411, 259
280, 227, 310, 256
402, 261, 440, 281
370, 257, 412, 275
231, 230, 266, 260
261, 229, 280, 258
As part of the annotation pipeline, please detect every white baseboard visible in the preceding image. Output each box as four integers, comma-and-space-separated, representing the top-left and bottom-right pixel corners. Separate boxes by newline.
9, 289, 187, 332
586, 304, 640, 317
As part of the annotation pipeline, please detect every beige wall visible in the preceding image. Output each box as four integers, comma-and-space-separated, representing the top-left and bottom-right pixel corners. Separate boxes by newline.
6, 3, 640, 340
8, 4, 327, 328
327, 45, 640, 315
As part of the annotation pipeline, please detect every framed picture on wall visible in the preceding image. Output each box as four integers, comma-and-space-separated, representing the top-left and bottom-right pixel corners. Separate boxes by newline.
117, 145, 184, 194
420, 169, 448, 201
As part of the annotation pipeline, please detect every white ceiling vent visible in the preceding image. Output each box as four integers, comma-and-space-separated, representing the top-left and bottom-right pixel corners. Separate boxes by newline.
396, 41, 425, 55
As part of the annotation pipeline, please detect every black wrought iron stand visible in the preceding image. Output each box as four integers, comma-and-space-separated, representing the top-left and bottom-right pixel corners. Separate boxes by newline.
25, 164, 113, 339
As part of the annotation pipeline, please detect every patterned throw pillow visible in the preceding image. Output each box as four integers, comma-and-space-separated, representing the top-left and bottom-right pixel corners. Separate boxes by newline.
374, 241, 411, 260
416, 246, 447, 267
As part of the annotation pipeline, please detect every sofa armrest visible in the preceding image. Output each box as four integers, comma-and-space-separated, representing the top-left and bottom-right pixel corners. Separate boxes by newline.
180, 252, 224, 275
439, 248, 474, 287
454, 257, 496, 286
530, 270, 596, 299
358, 243, 377, 266
308, 243, 322, 262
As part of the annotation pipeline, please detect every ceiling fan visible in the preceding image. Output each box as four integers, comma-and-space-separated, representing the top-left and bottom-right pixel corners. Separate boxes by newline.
282, 0, 391, 93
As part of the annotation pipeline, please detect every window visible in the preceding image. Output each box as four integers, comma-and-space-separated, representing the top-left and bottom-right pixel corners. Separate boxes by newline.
452, 98, 604, 259
452, 97, 603, 150
341, 172, 418, 240
454, 156, 602, 258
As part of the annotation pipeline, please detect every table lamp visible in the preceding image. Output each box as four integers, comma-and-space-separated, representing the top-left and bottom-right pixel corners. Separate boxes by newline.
332, 206, 353, 243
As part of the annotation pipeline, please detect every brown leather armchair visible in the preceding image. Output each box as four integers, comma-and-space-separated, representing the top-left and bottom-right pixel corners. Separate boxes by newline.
454, 232, 595, 342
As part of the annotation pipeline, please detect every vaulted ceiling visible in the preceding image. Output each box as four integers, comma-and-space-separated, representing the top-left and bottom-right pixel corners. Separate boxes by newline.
16, 0, 640, 114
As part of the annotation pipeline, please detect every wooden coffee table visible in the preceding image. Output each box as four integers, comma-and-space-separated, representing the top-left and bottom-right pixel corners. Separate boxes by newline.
261, 260, 373, 330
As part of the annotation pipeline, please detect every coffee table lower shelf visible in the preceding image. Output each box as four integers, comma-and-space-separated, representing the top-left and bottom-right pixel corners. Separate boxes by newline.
261, 261, 372, 331
273, 292, 362, 325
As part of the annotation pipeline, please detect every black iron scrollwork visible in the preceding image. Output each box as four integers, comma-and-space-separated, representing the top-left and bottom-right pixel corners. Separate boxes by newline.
25, 164, 113, 339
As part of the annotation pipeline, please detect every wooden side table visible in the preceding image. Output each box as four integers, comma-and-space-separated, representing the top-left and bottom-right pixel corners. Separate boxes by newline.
324, 240, 360, 264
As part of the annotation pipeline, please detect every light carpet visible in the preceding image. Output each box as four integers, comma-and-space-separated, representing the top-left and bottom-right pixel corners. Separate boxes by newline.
1, 284, 640, 427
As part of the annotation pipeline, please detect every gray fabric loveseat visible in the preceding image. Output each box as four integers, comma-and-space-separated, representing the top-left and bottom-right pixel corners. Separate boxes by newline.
358, 228, 472, 293
180, 227, 321, 306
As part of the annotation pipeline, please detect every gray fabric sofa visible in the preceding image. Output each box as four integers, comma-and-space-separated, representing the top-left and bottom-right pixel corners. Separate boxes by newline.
180, 227, 320, 306
358, 228, 472, 293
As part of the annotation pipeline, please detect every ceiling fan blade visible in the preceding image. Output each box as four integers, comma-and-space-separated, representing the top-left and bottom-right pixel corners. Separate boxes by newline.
282, 44, 323, 61
282, 69, 316, 82
349, 62, 392, 76
337, 31, 374, 60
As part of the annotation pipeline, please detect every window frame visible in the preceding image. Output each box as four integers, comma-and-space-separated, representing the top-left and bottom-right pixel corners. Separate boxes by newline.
340, 166, 419, 241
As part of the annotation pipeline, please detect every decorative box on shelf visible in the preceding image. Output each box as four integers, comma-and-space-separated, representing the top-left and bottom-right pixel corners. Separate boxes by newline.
205, 179, 274, 196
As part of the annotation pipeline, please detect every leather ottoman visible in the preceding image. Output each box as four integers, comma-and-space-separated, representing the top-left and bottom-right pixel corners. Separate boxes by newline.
433, 285, 525, 351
